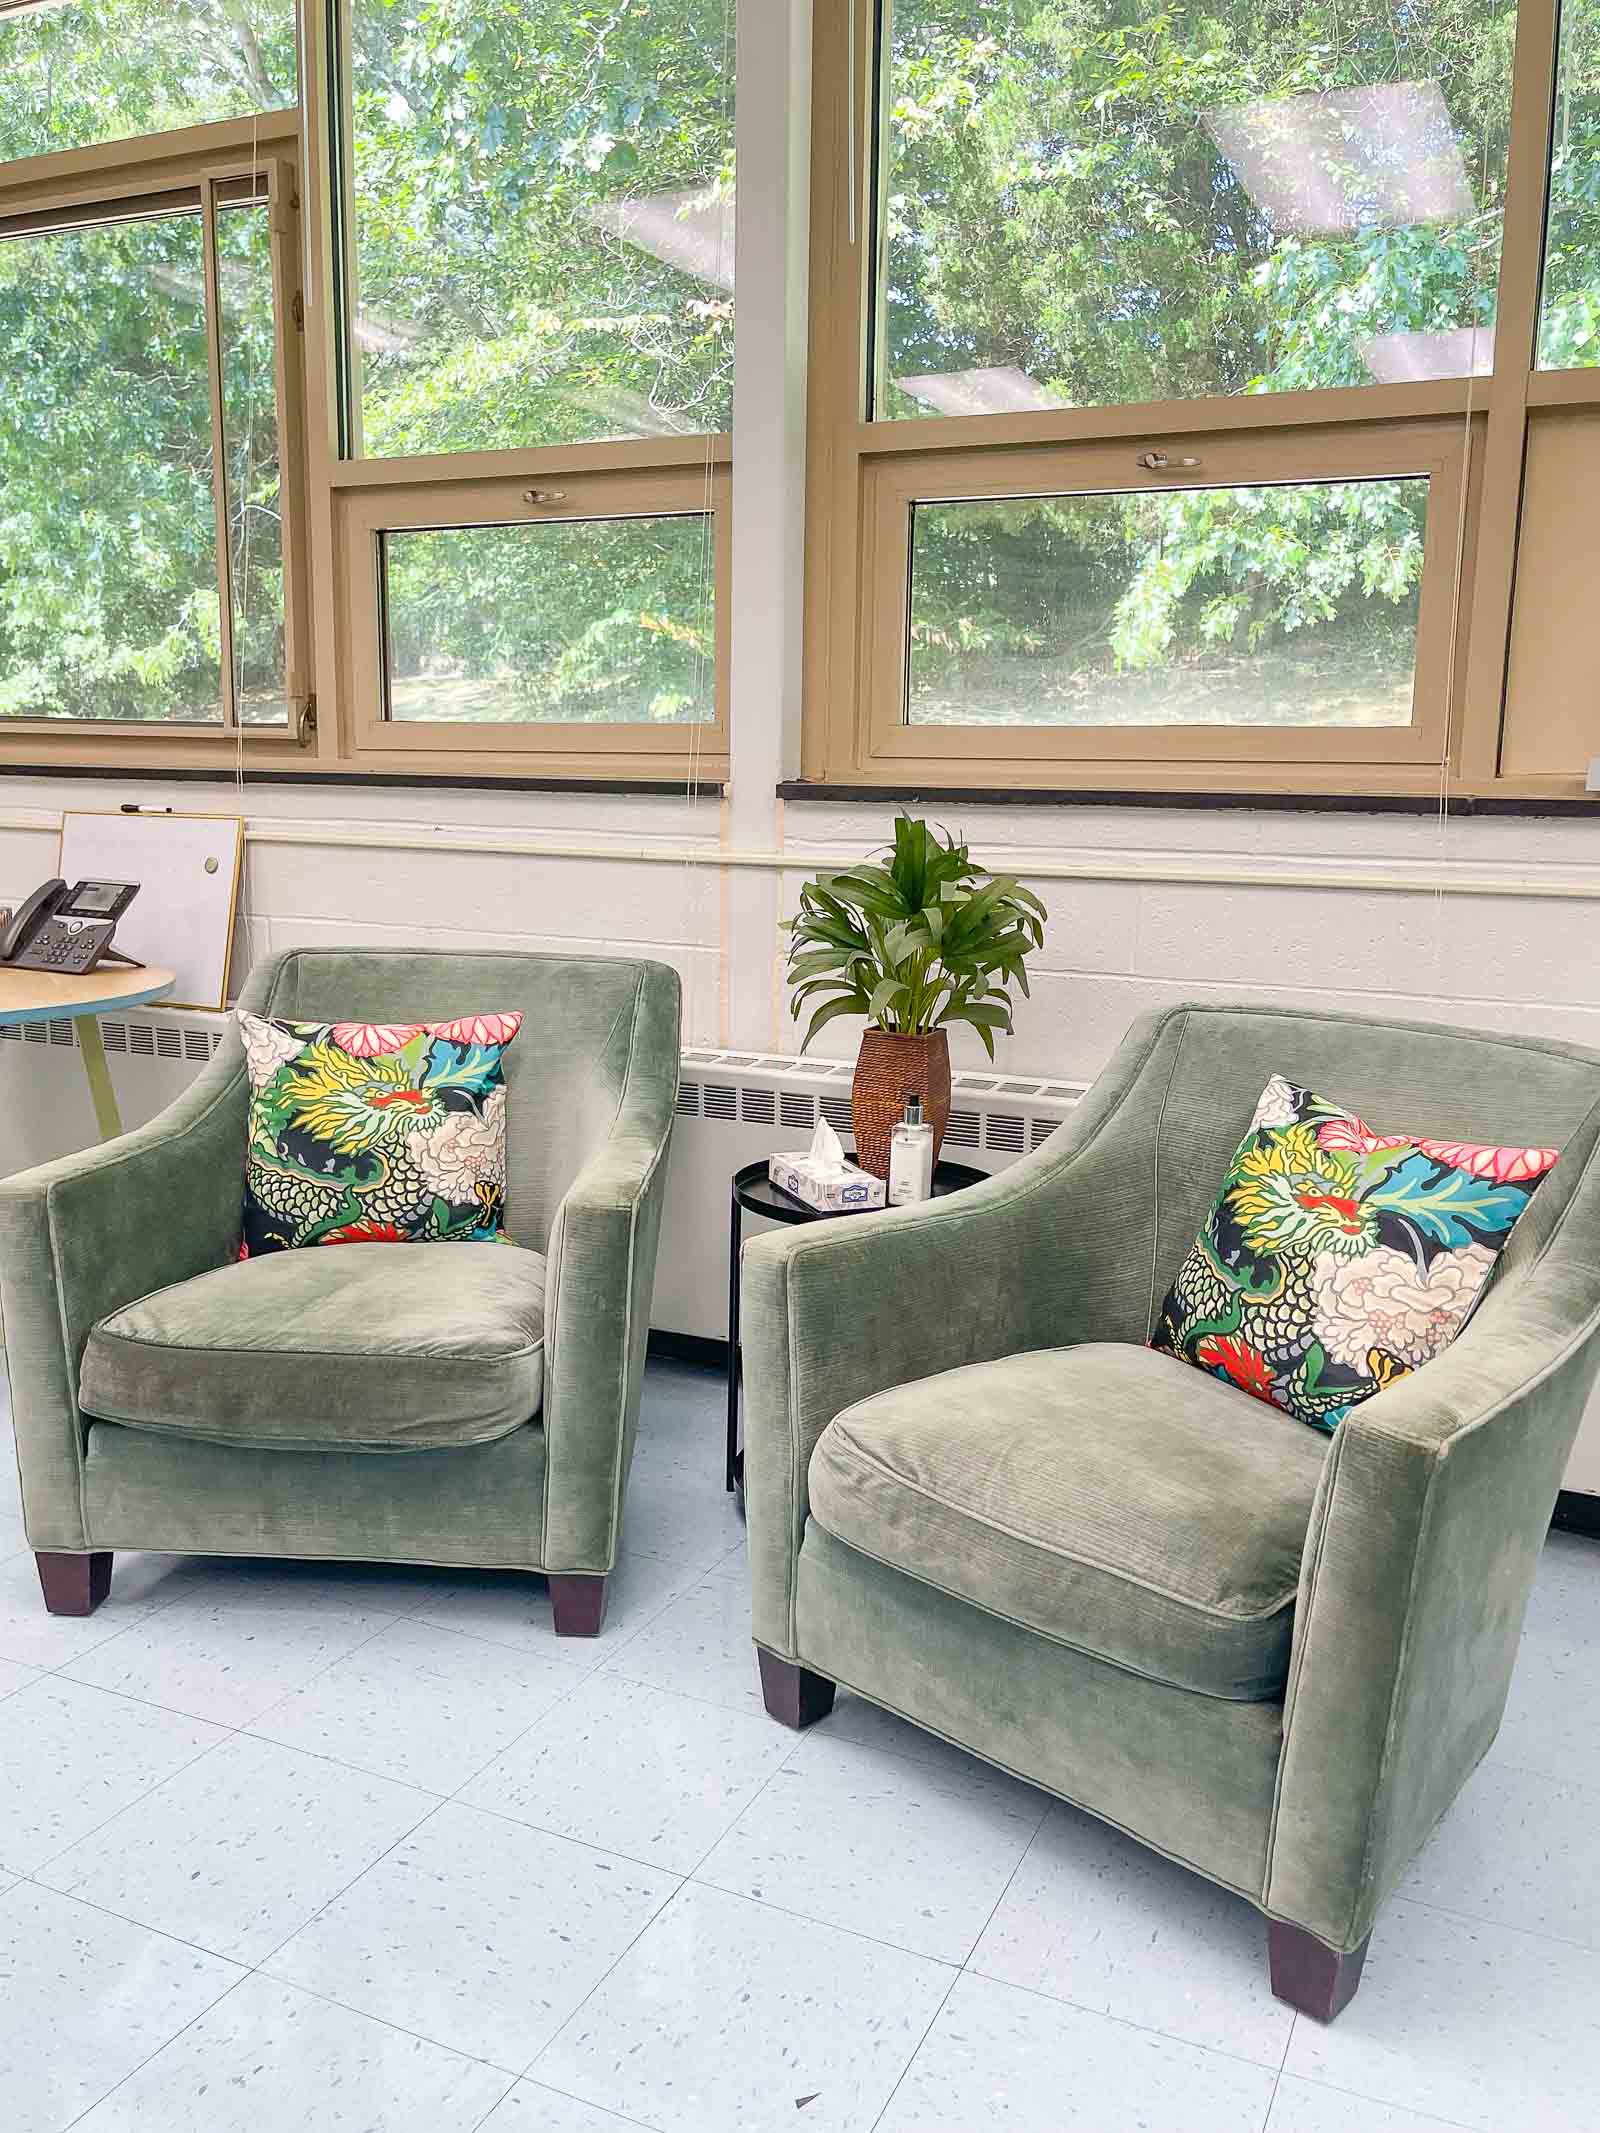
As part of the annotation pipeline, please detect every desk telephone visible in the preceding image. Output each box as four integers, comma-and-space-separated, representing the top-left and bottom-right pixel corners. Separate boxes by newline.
0, 878, 142, 976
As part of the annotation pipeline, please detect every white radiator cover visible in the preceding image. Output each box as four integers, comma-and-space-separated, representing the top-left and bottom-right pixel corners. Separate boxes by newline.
654, 1048, 1084, 1341
0, 1009, 227, 1175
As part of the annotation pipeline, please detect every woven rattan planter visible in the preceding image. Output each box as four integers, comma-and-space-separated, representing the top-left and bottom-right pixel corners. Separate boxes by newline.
851, 1028, 951, 1179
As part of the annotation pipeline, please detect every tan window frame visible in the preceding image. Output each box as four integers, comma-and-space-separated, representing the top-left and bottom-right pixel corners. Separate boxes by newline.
304, 0, 733, 784
0, 111, 312, 770
860, 422, 1474, 784
802, 0, 1600, 801
0, 4, 733, 789
333, 460, 731, 775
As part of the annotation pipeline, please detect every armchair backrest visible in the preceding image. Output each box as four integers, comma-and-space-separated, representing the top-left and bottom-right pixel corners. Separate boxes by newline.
238, 947, 681, 1250
1118, 1004, 1600, 1333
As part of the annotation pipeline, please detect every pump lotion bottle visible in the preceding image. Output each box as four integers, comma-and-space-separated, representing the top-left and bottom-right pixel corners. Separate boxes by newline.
888, 1093, 935, 1205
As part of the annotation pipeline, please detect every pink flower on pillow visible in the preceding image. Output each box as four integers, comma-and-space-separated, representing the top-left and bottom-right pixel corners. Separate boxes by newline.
1315, 1117, 1409, 1157
1314, 1114, 1558, 1185
1416, 1139, 1559, 1184
433, 1011, 524, 1046
332, 1022, 423, 1056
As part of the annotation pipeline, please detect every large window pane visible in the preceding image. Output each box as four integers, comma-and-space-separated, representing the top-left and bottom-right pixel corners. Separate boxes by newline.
346, 0, 735, 458
877, 0, 1514, 420
218, 196, 289, 725
1539, 0, 1600, 369
0, 209, 225, 723
381, 516, 715, 722
0, 2, 297, 164
906, 479, 1429, 728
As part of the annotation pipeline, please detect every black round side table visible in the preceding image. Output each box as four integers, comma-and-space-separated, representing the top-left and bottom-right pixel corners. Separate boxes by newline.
725, 1155, 988, 1495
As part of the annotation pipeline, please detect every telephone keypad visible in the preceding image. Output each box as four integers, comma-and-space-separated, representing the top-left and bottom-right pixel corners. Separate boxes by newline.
15, 918, 116, 976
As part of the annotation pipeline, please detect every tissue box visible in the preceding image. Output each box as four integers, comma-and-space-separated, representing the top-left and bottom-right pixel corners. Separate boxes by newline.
768, 1151, 886, 1213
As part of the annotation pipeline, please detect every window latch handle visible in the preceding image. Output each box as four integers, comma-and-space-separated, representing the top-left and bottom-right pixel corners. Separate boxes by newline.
522, 488, 568, 505
1136, 451, 1200, 472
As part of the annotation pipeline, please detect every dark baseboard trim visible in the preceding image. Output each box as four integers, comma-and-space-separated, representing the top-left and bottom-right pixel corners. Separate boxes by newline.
648, 1328, 729, 1371
0, 763, 724, 798
777, 781, 1599, 819
1553, 1489, 1600, 1539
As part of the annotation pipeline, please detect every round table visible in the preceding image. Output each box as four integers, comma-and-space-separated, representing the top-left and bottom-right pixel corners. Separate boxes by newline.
725, 1154, 989, 1494
0, 965, 176, 1141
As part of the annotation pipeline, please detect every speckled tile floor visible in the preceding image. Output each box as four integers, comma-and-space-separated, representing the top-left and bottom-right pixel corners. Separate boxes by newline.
2, 1359, 1597, 2133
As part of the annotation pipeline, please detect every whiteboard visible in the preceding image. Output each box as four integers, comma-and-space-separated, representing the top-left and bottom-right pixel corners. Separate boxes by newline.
57, 810, 243, 1012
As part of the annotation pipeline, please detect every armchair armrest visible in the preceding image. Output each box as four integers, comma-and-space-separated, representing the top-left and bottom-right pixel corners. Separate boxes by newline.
1266, 1225, 1600, 1952
539, 966, 680, 1572
742, 1007, 1187, 1655
0, 1045, 248, 1549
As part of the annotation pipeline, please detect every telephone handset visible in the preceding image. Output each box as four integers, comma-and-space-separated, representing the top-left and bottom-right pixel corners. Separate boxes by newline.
0, 877, 142, 976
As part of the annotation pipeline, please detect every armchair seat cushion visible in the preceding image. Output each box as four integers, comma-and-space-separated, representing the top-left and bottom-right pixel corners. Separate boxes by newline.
79, 1243, 546, 1454
806, 1341, 1330, 1701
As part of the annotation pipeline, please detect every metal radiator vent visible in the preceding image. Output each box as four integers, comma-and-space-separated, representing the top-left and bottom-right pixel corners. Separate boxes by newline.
0, 1010, 225, 1061
675, 1050, 1083, 1162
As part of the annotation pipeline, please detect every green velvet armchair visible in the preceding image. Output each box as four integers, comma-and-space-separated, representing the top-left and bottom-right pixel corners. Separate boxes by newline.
741, 1002, 1600, 2018
0, 946, 680, 1637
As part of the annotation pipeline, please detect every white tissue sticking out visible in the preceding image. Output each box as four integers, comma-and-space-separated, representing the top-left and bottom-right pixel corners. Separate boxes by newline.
808, 1114, 847, 1173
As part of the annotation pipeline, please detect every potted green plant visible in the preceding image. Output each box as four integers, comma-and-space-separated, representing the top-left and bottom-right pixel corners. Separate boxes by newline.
786, 816, 1046, 1177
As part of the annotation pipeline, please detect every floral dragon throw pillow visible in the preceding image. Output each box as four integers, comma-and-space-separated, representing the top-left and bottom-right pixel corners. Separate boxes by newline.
237, 1011, 523, 1255
1150, 1074, 1558, 1432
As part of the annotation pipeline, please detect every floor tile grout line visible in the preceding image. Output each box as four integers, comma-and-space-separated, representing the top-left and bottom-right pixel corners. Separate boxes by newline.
14, 1861, 278, 1968
410, 1553, 723, 1677
3, 1513, 726, 1683
57, 1962, 259, 2133
10, 1558, 748, 1882
57, 1965, 525, 2133
6, 1872, 255, 1980
0, 1568, 207, 1676
955, 1955, 1294, 2082
438, 1771, 704, 1883
1480, 1745, 1600, 1796
467, 2070, 660, 2133
208, 1602, 425, 1741
458, 1757, 770, 1884
684, 1725, 1055, 1925
238, 1609, 593, 1780
676, 1876, 963, 1981
1387, 1882, 1600, 1959
425, 1566, 733, 1798
249, 1787, 452, 1975
1259, 1997, 1297, 2127
233, 1963, 536, 2085
9, 1704, 241, 1886
866, 1781, 1050, 2132
786, 1710, 1063, 1811
520, 1860, 692, 2094
663, 1693, 826, 1885
1273, 2065, 1481, 2133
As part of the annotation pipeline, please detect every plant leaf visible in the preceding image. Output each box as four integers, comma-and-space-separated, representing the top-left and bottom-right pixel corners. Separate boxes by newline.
799, 992, 868, 1053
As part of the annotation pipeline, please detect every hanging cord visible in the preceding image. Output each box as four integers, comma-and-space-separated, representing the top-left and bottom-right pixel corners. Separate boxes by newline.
230, 102, 264, 980
1434, 48, 1497, 951
679, 0, 734, 1048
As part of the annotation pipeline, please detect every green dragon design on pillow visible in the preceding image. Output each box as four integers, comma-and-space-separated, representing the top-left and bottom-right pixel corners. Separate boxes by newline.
236, 1011, 523, 1255
1150, 1075, 1560, 1431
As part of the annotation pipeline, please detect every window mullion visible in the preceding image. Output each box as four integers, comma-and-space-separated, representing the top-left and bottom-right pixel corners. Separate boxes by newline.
200, 174, 240, 731
1458, 0, 1563, 785
265, 154, 311, 720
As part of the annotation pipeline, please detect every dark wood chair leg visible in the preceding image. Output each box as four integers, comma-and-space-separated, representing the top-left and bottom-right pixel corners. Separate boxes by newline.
549, 1573, 608, 1637
36, 1551, 113, 1618
758, 1648, 837, 1729
1268, 1920, 1371, 2021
